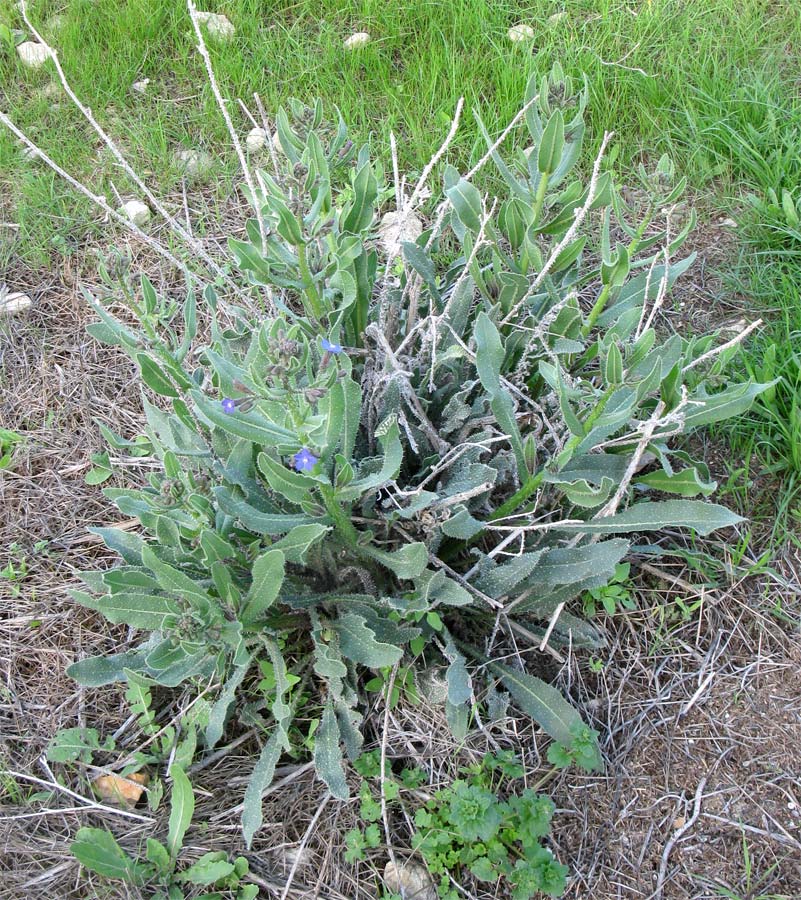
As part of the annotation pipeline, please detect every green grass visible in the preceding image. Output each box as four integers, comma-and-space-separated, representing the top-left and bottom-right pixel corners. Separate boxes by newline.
2, 0, 800, 540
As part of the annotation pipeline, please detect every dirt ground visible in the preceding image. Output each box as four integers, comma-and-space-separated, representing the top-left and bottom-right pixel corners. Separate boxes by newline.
1, 215, 800, 899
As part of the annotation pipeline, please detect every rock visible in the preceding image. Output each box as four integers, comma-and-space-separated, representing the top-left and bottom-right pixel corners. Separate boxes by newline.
1, 291, 33, 315
548, 11, 567, 25
21, 145, 39, 161
194, 11, 235, 42
131, 78, 150, 95
507, 23, 535, 43
17, 41, 49, 68
174, 148, 214, 179
720, 217, 738, 229
246, 126, 267, 153
378, 209, 423, 258
383, 861, 436, 900
120, 199, 151, 227
46, 13, 67, 32
93, 771, 149, 807
344, 31, 370, 50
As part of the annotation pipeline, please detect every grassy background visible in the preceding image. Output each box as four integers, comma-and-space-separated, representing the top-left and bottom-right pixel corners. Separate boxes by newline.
2, 0, 801, 541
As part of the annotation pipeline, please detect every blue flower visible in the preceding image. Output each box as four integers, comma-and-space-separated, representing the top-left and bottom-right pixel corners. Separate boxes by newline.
320, 337, 343, 354
221, 398, 237, 414
292, 447, 318, 472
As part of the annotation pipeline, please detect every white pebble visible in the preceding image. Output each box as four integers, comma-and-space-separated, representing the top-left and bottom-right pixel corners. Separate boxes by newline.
507, 23, 535, 43
1, 291, 33, 315
17, 41, 50, 69
131, 79, 150, 95
120, 199, 151, 227
378, 210, 423, 258
548, 11, 567, 25
245, 126, 267, 153
344, 31, 370, 50
194, 11, 235, 42
174, 148, 214, 178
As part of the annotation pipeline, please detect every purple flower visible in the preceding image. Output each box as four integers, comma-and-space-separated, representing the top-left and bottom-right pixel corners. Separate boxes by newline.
221, 398, 237, 414
320, 337, 343, 354
292, 447, 318, 472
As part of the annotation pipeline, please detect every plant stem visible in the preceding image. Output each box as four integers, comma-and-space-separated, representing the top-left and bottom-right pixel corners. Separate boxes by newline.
318, 484, 359, 547
297, 240, 324, 320
531, 171, 550, 226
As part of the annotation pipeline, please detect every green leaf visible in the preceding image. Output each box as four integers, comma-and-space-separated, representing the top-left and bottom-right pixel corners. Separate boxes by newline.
71, 827, 146, 883
257, 452, 316, 504
337, 417, 403, 500
445, 177, 483, 232
270, 524, 330, 564
145, 838, 171, 873
342, 162, 378, 233
682, 381, 775, 430
215, 486, 315, 535
488, 662, 601, 769
334, 614, 403, 667
240, 549, 285, 624
136, 353, 179, 398
67, 651, 148, 686
205, 659, 253, 749
46, 727, 106, 764
635, 466, 717, 497
88, 527, 147, 566
314, 702, 349, 799
443, 637, 472, 706
97, 592, 180, 630
474, 552, 544, 599
192, 390, 295, 445
167, 764, 194, 860
363, 541, 428, 580
551, 501, 742, 536
176, 852, 235, 886
142, 546, 213, 610
538, 109, 565, 175
242, 730, 285, 848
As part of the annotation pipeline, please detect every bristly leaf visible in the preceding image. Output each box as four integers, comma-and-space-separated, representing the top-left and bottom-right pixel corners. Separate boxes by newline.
71, 827, 148, 883
314, 702, 349, 799
240, 549, 285, 624
167, 763, 194, 859
242, 730, 286, 848
334, 613, 404, 667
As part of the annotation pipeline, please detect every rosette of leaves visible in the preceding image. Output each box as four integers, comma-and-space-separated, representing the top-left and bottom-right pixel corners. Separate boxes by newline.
72, 68, 771, 843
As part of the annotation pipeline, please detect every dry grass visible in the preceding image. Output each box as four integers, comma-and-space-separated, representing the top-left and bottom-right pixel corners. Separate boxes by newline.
2, 205, 801, 899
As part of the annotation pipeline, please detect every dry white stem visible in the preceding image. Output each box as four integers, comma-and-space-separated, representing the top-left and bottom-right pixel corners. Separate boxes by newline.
0, 111, 190, 277
502, 131, 613, 327
187, 0, 270, 266
389, 131, 402, 211
682, 319, 763, 373
406, 96, 464, 212
18, 0, 236, 291
278, 793, 330, 900
380, 664, 400, 879
253, 93, 281, 175
638, 206, 676, 338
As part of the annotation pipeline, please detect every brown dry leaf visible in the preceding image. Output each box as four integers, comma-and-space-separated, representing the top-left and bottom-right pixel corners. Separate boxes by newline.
93, 771, 149, 807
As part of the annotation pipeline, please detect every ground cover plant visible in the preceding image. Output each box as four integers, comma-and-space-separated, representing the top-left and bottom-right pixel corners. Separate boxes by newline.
2, 0, 782, 887
2, 2, 801, 899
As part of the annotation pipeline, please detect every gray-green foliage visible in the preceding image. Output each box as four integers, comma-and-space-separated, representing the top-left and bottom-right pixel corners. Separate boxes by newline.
71, 68, 769, 844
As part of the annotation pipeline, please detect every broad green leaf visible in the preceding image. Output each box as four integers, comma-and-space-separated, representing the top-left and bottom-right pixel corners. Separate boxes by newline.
271, 524, 330, 563
67, 651, 148, 687
214, 486, 315, 534
97, 592, 180, 630
142, 546, 213, 611
257, 452, 315, 504
46, 727, 106, 764
176, 852, 235, 886
242, 730, 285, 847
415, 569, 472, 607
205, 658, 252, 749
445, 177, 483, 233
240, 549, 285, 624
336, 418, 402, 501
192, 390, 295, 445
88, 527, 147, 566
635, 466, 716, 498
71, 827, 146, 883
342, 162, 378, 233
682, 381, 775, 430
334, 614, 403, 667
474, 552, 544, 599
136, 353, 179, 398
538, 108, 565, 175
440, 506, 484, 540
363, 541, 428, 580
313, 702, 349, 799
443, 637, 472, 706
167, 764, 194, 859
489, 661, 601, 769
551, 501, 741, 536
527, 540, 630, 589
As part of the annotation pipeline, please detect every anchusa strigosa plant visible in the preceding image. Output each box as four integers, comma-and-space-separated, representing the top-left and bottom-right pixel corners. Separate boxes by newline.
70, 67, 771, 847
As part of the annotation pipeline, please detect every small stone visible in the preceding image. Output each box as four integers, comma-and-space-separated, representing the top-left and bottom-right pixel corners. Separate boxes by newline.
344, 31, 370, 50
41, 82, 61, 100
93, 771, 149, 807
194, 11, 235, 43
174, 148, 214, 179
246, 126, 267, 153
383, 861, 436, 900
721, 217, 738, 229
548, 11, 567, 25
378, 209, 423, 258
1, 291, 33, 315
507, 23, 535, 43
21, 145, 39, 162
17, 41, 50, 68
131, 78, 150, 95
120, 199, 151, 227
46, 13, 67, 32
